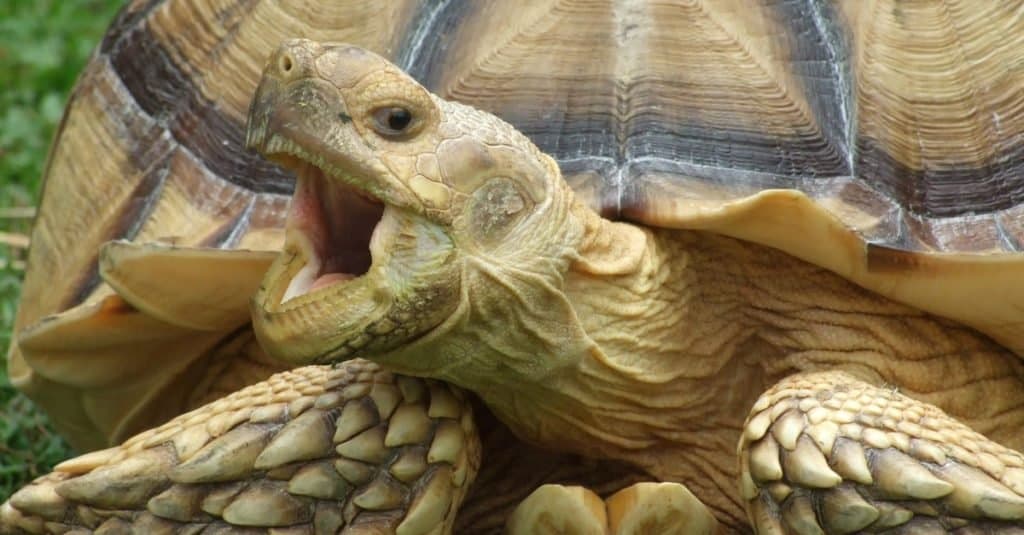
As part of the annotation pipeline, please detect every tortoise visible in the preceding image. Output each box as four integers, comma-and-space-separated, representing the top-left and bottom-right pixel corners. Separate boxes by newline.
6, 0, 1024, 532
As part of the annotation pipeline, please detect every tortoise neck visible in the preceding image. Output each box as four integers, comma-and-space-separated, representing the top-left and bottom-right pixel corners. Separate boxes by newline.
493, 221, 758, 455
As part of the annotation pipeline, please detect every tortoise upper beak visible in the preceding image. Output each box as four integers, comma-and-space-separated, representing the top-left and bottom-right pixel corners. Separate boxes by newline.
245, 75, 349, 161
246, 39, 325, 152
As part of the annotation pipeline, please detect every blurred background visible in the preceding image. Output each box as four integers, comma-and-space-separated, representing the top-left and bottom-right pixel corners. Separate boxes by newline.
0, 0, 125, 500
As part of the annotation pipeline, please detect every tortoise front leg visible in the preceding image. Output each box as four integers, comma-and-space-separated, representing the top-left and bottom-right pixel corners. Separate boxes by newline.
0, 360, 478, 534
739, 371, 1024, 533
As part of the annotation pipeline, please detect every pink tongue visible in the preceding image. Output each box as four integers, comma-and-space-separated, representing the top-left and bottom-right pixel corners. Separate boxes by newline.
310, 272, 356, 292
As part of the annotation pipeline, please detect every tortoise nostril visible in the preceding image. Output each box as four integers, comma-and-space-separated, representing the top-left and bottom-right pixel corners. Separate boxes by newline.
280, 53, 294, 74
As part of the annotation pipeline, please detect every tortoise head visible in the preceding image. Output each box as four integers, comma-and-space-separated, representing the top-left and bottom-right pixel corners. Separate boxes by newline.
246, 39, 583, 374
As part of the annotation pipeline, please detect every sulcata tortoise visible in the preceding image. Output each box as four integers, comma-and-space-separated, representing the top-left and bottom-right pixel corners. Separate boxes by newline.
7, 0, 1024, 533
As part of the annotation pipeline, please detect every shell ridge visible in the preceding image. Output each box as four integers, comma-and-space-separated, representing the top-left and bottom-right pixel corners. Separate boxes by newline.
801, 0, 854, 173
397, 0, 459, 76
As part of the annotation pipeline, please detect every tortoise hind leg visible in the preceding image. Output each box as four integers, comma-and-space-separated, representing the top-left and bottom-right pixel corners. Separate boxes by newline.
470, 414, 719, 534
0, 360, 479, 534
506, 482, 719, 534
739, 371, 1024, 533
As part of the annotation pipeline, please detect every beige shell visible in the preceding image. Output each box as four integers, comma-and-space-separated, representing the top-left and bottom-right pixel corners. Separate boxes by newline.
11, 0, 1024, 451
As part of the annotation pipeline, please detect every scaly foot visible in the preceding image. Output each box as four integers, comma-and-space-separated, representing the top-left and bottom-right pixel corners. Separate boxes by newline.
740, 371, 1024, 533
1, 360, 479, 534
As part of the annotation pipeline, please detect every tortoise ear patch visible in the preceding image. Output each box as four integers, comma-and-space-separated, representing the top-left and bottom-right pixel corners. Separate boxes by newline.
99, 241, 278, 331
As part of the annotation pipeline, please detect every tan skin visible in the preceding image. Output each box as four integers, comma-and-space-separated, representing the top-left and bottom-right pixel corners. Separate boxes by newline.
248, 40, 1024, 531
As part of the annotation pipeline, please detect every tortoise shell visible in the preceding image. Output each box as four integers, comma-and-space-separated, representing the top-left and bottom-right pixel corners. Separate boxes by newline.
11, 0, 1024, 451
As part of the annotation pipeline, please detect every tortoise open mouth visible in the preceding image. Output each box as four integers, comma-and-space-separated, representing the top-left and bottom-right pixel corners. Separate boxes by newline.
269, 155, 391, 305
279, 158, 385, 302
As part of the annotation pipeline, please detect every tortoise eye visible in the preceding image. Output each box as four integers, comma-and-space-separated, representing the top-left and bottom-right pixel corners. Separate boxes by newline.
371, 106, 414, 138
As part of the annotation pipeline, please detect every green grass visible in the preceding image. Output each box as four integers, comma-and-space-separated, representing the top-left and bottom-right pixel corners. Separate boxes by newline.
1, 0, 126, 500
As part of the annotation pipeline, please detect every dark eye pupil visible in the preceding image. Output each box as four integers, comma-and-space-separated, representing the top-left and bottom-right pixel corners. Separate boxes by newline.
387, 108, 412, 131
371, 106, 416, 138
